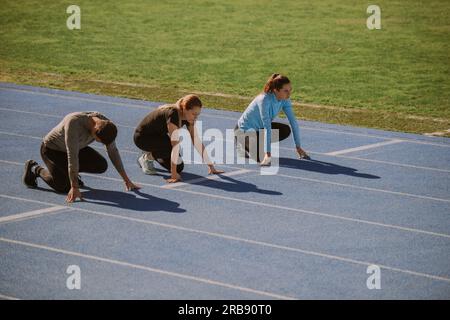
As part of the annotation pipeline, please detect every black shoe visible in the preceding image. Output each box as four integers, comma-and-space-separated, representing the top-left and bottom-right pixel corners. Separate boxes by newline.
23, 160, 38, 188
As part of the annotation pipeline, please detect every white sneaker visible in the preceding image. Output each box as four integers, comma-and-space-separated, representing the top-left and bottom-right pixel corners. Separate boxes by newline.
137, 154, 157, 175
260, 156, 271, 166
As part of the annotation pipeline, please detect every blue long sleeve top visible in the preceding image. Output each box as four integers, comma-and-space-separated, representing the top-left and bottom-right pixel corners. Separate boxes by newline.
237, 93, 301, 153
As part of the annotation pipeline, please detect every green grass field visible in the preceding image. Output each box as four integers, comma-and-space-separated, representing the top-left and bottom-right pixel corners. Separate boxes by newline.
1, 0, 449, 134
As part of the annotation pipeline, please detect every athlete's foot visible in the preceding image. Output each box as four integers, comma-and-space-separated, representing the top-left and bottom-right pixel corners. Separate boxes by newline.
23, 160, 38, 188
137, 154, 157, 175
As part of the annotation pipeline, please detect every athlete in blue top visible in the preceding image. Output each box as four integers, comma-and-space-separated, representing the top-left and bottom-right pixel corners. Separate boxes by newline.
235, 73, 310, 165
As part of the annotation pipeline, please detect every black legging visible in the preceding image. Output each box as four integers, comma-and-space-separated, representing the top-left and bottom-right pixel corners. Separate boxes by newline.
36, 143, 108, 193
234, 122, 291, 162
133, 130, 184, 173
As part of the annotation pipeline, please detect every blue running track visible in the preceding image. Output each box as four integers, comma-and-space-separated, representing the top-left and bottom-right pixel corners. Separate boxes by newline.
0, 82, 449, 299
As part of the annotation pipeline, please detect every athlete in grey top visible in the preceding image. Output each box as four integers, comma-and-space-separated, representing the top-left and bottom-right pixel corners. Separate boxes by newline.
43, 111, 126, 185
23, 111, 140, 202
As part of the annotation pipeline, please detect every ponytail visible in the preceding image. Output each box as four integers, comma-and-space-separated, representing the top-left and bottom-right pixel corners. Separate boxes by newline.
165, 95, 202, 127
263, 73, 290, 93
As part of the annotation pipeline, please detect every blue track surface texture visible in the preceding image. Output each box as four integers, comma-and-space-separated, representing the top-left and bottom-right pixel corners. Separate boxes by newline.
0, 82, 449, 299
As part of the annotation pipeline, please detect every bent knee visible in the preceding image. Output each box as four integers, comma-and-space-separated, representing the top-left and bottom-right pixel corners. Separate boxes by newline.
97, 158, 108, 173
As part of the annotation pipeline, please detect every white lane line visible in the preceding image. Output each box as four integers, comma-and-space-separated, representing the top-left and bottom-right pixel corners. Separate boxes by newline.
0, 107, 61, 118
325, 140, 404, 156
4, 156, 450, 240
0, 237, 295, 300
0, 159, 29, 166
0, 131, 42, 140
165, 160, 450, 204
296, 125, 450, 148
0, 107, 136, 129
0, 206, 67, 224
82, 174, 450, 237
271, 173, 450, 203
2, 86, 450, 148
0, 293, 20, 300
2, 136, 450, 204
318, 153, 450, 174
0, 196, 449, 284
155, 135, 450, 164
0, 131, 139, 156
424, 129, 450, 137
2, 129, 450, 178
1, 111, 450, 173
0, 87, 155, 110
11, 148, 450, 204
0, 87, 236, 120
2, 159, 450, 236
162, 169, 253, 189
0, 109, 311, 153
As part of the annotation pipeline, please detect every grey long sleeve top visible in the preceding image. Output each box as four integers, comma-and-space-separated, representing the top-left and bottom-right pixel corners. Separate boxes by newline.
43, 111, 125, 186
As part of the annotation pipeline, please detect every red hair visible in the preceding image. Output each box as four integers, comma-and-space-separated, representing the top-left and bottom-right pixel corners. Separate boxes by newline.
177, 94, 202, 110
